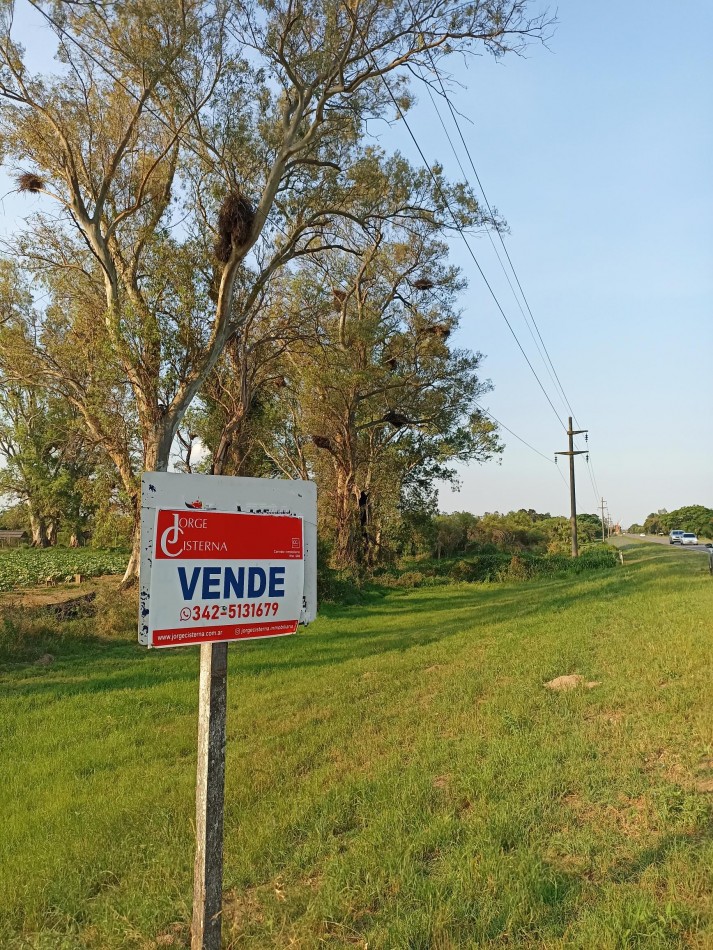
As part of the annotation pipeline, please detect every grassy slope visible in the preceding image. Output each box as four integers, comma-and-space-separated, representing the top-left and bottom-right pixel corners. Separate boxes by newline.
1, 543, 711, 949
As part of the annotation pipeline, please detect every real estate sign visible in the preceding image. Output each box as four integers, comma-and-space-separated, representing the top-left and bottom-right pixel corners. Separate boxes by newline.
139, 473, 317, 648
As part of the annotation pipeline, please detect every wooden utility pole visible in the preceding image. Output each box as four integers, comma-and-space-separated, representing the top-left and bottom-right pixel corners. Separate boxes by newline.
600, 497, 607, 542
556, 417, 588, 557
192, 642, 229, 950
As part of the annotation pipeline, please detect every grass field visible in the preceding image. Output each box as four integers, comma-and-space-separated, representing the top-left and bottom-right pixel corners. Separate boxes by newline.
1, 542, 712, 948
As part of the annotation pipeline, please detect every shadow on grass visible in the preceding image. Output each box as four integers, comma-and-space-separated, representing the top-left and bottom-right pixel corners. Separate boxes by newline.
609, 827, 713, 884
2, 547, 705, 701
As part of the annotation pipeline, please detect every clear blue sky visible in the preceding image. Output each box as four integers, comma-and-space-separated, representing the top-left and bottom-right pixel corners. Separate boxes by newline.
1, 1, 710, 528
382, 0, 713, 527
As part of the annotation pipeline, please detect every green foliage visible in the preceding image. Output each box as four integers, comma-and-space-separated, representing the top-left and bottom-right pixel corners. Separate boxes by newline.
0, 503, 27, 531
0, 0, 550, 596
264, 233, 502, 569
0, 549, 127, 591
373, 545, 620, 590
644, 505, 713, 539
89, 511, 134, 550
427, 509, 605, 559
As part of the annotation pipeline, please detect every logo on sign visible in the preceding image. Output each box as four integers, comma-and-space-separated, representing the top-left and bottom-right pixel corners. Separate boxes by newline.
159, 513, 228, 557
160, 513, 183, 557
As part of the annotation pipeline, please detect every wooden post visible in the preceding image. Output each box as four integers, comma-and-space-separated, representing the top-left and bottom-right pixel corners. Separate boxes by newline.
567, 424, 578, 557
555, 417, 588, 558
192, 642, 229, 950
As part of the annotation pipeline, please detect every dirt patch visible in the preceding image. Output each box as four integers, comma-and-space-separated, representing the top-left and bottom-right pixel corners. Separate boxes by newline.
642, 748, 713, 795
694, 758, 713, 794
545, 674, 600, 691
223, 886, 267, 929
144, 922, 189, 949
563, 791, 656, 839
0, 574, 120, 609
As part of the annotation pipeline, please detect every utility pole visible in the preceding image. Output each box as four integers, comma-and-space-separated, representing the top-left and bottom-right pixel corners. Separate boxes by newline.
600, 497, 607, 542
556, 417, 588, 557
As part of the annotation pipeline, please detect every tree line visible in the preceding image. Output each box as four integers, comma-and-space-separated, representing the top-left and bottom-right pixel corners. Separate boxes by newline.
634, 507, 713, 539
0, 0, 552, 581
405, 509, 606, 559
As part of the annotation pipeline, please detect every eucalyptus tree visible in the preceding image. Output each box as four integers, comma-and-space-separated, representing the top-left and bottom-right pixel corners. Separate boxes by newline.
178, 276, 311, 478
260, 225, 502, 567
0, 0, 549, 580
0, 378, 98, 546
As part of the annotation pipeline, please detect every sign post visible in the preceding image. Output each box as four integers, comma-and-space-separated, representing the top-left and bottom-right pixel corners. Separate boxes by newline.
192, 642, 228, 950
139, 473, 317, 950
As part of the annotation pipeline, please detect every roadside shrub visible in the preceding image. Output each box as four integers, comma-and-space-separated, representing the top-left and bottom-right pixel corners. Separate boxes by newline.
450, 560, 476, 582
505, 555, 531, 581
575, 545, 620, 571
394, 571, 425, 588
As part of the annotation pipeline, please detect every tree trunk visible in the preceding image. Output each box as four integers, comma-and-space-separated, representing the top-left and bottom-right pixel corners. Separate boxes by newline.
334, 468, 359, 568
45, 521, 58, 546
121, 420, 176, 588
29, 511, 48, 548
121, 509, 142, 589
358, 489, 375, 567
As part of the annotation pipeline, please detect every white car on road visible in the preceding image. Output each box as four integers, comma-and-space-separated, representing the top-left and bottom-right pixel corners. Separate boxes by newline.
681, 533, 699, 545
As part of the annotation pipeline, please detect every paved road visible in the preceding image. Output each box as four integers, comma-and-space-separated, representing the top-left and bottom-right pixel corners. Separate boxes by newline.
620, 533, 712, 553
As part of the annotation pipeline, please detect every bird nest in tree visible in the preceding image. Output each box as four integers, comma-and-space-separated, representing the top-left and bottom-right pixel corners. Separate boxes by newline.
311, 434, 333, 451
384, 411, 410, 428
332, 288, 347, 311
421, 324, 450, 339
214, 190, 256, 263
413, 277, 435, 291
17, 171, 45, 193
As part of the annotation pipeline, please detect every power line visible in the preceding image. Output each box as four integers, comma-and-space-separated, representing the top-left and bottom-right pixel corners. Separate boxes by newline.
413, 50, 606, 511
347, 23, 567, 432
420, 54, 582, 429
475, 403, 569, 488
420, 79, 572, 422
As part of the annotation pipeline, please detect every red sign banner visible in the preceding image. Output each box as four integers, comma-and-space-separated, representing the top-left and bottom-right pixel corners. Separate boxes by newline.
146, 509, 304, 648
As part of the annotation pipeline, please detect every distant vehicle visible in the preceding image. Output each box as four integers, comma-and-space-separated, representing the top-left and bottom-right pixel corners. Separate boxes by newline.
639, 533, 646, 537
681, 533, 699, 545
669, 530, 685, 544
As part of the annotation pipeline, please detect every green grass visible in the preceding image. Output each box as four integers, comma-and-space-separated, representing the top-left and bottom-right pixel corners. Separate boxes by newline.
1, 543, 712, 948
0, 548, 128, 591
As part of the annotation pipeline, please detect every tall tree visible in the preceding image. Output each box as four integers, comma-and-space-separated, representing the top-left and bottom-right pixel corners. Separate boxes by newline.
0, 381, 96, 545
261, 225, 501, 566
0, 0, 549, 580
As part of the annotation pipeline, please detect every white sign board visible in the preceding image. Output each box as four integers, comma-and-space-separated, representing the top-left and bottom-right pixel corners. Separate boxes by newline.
139, 473, 317, 648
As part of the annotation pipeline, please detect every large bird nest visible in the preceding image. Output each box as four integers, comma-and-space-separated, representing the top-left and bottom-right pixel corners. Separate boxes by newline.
383, 411, 410, 428
17, 171, 45, 193
311, 434, 334, 451
420, 324, 451, 339
214, 190, 256, 263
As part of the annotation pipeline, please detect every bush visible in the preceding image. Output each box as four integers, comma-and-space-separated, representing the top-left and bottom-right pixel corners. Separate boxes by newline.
504, 555, 531, 581
450, 560, 476, 582
395, 570, 426, 588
